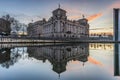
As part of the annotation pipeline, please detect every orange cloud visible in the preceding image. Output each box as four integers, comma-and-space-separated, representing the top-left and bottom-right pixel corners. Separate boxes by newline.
88, 56, 103, 66
63, 5, 86, 20
87, 13, 103, 21
103, 0, 120, 13
68, 15, 81, 20
109, 0, 120, 9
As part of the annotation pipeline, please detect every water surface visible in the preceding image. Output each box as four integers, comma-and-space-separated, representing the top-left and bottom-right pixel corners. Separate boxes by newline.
0, 43, 120, 80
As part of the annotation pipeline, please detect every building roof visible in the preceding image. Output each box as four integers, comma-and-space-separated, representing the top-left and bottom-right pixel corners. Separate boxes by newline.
53, 8, 66, 13
52, 4, 66, 14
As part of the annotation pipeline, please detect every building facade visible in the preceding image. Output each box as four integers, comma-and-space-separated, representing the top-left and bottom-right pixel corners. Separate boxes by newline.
0, 18, 11, 35
28, 6, 89, 38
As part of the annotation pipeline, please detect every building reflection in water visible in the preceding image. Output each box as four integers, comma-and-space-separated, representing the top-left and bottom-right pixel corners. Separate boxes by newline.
0, 46, 27, 68
90, 43, 113, 50
27, 43, 89, 74
0, 48, 11, 68
0, 43, 115, 74
114, 43, 120, 76
0, 43, 119, 79
0, 43, 116, 76
0, 43, 89, 74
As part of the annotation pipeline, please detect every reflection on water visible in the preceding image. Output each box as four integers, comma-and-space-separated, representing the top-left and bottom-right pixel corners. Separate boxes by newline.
0, 47, 27, 69
0, 43, 119, 80
114, 43, 120, 76
0, 48, 11, 68
27, 43, 89, 74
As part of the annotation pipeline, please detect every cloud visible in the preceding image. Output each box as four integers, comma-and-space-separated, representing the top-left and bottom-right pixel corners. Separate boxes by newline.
88, 56, 103, 66
63, 4, 86, 20
0, 12, 38, 24
87, 13, 103, 21
102, 0, 120, 13
68, 15, 81, 20
109, 0, 120, 9
15, 15, 40, 24
11, 14, 42, 24
63, 4, 104, 21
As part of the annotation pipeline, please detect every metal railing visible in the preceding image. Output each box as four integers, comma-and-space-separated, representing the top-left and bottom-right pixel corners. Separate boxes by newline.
0, 36, 113, 43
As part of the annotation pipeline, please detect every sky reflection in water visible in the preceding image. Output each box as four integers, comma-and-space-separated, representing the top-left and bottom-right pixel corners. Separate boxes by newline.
0, 43, 119, 80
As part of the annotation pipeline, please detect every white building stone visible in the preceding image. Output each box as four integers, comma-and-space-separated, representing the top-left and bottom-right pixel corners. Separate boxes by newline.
27, 6, 89, 38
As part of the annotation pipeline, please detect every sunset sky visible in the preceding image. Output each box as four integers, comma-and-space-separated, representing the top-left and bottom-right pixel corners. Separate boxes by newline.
0, 0, 120, 33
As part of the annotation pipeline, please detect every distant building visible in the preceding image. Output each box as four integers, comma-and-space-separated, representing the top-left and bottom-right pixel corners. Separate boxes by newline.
0, 18, 11, 35
28, 6, 89, 38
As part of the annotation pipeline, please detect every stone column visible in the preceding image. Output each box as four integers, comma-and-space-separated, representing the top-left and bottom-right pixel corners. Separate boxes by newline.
114, 43, 120, 76
114, 9, 120, 41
